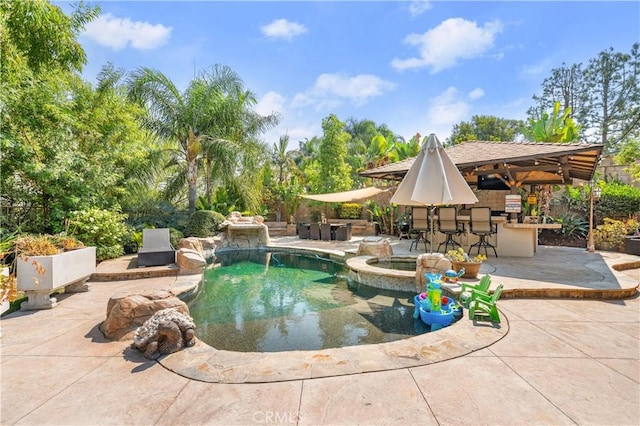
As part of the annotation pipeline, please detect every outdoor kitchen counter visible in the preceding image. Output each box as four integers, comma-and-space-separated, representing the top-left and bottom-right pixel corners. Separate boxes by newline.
497, 222, 562, 257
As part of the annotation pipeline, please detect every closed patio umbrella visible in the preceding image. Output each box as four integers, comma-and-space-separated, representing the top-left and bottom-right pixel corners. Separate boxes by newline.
390, 133, 478, 249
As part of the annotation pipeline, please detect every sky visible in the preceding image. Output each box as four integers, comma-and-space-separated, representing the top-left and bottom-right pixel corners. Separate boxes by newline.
62, 0, 640, 147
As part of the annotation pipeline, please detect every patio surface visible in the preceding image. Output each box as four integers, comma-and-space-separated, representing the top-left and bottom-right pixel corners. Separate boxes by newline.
1, 236, 639, 425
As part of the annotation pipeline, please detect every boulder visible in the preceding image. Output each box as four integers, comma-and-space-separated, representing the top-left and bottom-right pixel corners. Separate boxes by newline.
177, 237, 204, 256
132, 307, 196, 359
176, 248, 206, 273
415, 253, 452, 292
356, 237, 394, 259
101, 290, 189, 341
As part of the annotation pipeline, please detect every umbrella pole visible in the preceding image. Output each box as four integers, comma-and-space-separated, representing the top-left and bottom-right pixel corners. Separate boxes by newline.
429, 206, 436, 254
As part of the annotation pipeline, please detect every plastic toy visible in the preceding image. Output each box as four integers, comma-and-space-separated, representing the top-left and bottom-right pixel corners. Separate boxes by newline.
443, 267, 465, 283
459, 275, 492, 308
413, 273, 463, 330
469, 283, 503, 323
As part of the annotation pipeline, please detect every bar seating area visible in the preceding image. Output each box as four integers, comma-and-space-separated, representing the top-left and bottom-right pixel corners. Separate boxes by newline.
437, 206, 464, 253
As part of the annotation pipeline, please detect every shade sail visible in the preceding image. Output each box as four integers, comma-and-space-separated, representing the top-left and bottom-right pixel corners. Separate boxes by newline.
300, 187, 388, 203
391, 134, 478, 206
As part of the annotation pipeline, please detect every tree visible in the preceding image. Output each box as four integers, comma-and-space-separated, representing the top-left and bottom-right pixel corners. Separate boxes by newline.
447, 115, 524, 145
0, 0, 99, 75
527, 63, 587, 129
127, 65, 273, 214
582, 44, 640, 151
306, 114, 352, 193
523, 101, 580, 142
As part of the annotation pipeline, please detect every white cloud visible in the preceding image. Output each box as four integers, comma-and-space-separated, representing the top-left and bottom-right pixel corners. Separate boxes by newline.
408, 1, 432, 17
468, 88, 485, 100
391, 18, 503, 73
82, 13, 171, 50
291, 72, 395, 110
260, 19, 307, 41
256, 91, 287, 116
426, 87, 471, 128
520, 58, 552, 78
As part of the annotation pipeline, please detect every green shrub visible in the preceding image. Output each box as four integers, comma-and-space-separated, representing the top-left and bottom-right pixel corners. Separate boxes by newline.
593, 218, 627, 248
66, 209, 128, 260
551, 213, 588, 238
170, 227, 184, 247
339, 203, 362, 219
185, 210, 226, 237
596, 182, 640, 221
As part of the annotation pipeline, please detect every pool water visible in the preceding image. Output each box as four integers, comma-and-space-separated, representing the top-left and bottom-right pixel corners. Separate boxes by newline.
185, 250, 430, 352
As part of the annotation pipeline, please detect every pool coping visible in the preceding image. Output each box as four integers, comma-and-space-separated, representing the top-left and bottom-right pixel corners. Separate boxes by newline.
162, 248, 508, 383
159, 309, 508, 384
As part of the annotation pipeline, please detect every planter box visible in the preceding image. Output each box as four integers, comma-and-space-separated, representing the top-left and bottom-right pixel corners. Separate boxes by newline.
17, 247, 96, 310
624, 237, 640, 256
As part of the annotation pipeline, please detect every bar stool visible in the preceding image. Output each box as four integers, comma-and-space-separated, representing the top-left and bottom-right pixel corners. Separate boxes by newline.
409, 207, 430, 251
437, 206, 463, 253
469, 207, 498, 257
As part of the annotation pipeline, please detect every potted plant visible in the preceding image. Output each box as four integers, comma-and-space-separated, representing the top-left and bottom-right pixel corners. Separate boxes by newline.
445, 247, 487, 279
15, 234, 95, 310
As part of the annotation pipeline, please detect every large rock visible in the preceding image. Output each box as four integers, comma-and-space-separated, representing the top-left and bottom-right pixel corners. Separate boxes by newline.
415, 253, 452, 292
177, 237, 204, 256
177, 248, 206, 273
356, 237, 394, 259
132, 308, 196, 359
100, 290, 189, 341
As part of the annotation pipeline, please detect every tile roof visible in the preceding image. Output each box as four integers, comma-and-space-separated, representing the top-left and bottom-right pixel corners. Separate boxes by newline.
360, 141, 604, 186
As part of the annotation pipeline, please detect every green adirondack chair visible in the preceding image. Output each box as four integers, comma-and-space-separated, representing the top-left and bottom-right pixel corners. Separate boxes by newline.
459, 275, 492, 308
468, 283, 504, 323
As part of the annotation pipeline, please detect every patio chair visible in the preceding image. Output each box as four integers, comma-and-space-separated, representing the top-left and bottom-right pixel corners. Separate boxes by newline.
297, 223, 310, 239
335, 223, 352, 241
459, 274, 492, 308
310, 223, 321, 240
437, 206, 463, 253
410, 207, 430, 251
137, 228, 176, 267
469, 207, 498, 257
320, 223, 332, 241
468, 283, 504, 323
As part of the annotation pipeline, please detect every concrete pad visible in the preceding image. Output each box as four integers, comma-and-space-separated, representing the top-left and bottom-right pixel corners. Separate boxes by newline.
411, 357, 574, 425
538, 320, 640, 359
15, 355, 189, 425
157, 380, 302, 425
489, 320, 586, 358
1, 355, 110, 424
597, 358, 640, 383
501, 357, 640, 425
299, 369, 435, 425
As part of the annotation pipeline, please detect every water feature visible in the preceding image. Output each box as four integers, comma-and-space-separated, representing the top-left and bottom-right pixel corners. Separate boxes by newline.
184, 249, 431, 352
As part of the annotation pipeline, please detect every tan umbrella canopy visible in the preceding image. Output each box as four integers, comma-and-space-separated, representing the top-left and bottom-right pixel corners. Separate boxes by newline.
391, 133, 478, 248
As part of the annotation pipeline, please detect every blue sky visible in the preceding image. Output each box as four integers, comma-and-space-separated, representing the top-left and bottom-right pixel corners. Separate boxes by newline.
63, 0, 640, 146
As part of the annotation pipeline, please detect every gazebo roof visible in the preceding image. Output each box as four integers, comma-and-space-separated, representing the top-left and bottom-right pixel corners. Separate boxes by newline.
360, 141, 604, 187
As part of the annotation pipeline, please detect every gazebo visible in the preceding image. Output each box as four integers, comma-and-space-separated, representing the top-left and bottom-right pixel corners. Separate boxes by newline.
359, 141, 604, 188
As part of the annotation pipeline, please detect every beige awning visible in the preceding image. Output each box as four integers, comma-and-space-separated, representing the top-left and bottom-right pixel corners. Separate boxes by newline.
300, 187, 388, 202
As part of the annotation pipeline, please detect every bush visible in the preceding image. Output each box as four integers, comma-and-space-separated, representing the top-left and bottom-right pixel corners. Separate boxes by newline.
551, 213, 588, 238
596, 182, 640, 221
170, 227, 184, 247
593, 218, 627, 248
185, 210, 226, 237
339, 203, 362, 219
67, 208, 128, 261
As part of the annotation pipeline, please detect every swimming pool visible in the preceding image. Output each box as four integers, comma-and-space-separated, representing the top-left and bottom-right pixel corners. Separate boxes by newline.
184, 249, 432, 352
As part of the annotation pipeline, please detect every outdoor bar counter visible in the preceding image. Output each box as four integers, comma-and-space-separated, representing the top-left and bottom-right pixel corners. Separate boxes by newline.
429, 215, 561, 258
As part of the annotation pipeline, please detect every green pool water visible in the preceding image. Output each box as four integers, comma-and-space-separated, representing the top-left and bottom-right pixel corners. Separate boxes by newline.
185, 250, 429, 352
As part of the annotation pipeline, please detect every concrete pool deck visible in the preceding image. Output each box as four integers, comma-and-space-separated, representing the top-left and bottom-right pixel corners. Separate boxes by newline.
1, 237, 639, 425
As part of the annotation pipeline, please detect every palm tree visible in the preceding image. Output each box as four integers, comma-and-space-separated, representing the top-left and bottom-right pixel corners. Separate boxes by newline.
127, 65, 249, 214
